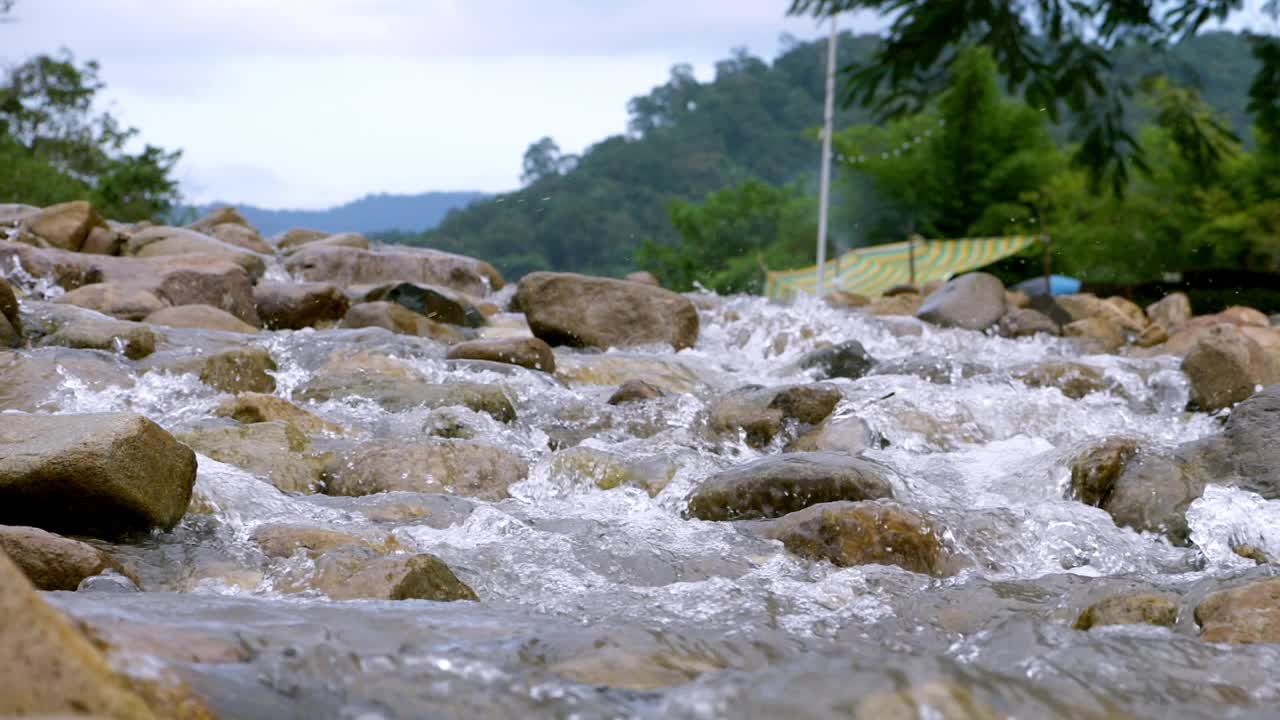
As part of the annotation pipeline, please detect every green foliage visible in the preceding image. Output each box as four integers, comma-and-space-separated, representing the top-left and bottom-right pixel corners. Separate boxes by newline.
637, 179, 816, 293
0, 50, 180, 221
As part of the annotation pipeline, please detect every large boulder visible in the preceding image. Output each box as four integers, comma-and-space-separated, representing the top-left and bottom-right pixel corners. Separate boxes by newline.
363, 281, 485, 327
0, 525, 119, 591
124, 226, 267, 280
178, 422, 327, 494
1094, 451, 1208, 545
516, 271, 699, 351
144, 304, 259, 333
187, 206, 252, 233
0, 243, 103, 290
324, 439, 528, 500
1188, 385, 1280, 499
55, 283, 168, 322
215, 392, 347, 436
914, 272, 1006, 331
797, 340, 876, 380
755, 500, 948, 575
1147, 292, 1192, 328
253, 281, 350, 330
1195, 577, 1280, 644
0, 550, 165, 718
206, 223, 273, 255
16, 200, 106, 252
446, 337, 556, 372
340, 301, 465, 342
284, 245, 500, 297
22, 302, 157, 360
1182, 324, 1280, 411
0, 413, 197, 538
1073, 594, 1177, 630
686, 452, 894, 521
709, 384, 842, 448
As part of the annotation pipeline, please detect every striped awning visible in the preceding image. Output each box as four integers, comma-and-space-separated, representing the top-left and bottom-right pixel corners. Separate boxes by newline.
764, 235, 1042, 300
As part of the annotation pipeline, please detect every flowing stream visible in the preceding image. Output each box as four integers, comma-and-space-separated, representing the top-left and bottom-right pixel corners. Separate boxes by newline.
7, 257, 1280, 719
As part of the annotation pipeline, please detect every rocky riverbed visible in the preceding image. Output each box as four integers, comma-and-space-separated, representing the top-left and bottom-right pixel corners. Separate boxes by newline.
1, 201, 1278, 719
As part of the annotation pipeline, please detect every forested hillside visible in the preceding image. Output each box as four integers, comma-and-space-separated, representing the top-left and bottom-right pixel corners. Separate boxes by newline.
381, 32, 1261, 281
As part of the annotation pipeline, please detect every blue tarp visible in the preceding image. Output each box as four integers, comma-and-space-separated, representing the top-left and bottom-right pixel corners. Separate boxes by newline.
1014, 274, 1082, 296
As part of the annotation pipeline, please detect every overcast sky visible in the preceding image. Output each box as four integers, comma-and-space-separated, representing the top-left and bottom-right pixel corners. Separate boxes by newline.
0, 1, 889, 209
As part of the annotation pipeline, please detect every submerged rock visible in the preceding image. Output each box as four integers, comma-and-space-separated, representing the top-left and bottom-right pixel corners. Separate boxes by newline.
784, 416, 883, 454
447, 337, 556, 372
549, 446, 678, 497
0, 413, 196, 539
0, 348, 134, 412
0, 524, 119, 591
516, 271, 699, 350
1195, 577, 1280, 644
0, 276, 20, 347
1073, 594, 1178, 630
608, 378, 666, 404
755, 500, 948, 575
1063, 316, 1125, 353
709, 383, 842, 447
252, 524, 377, 559
798, 340, 876, 380
1069, 437, 1142, 507
149, 346, 278, 394
15, 200, 107, 252
687, 452, 894, 521
915, 272, 1006, 331
325, 439, 528, 500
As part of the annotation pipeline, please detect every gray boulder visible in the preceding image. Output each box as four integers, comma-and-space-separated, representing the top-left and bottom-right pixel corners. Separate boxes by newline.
516, 271, 699, 351
916, 272, 1007, 331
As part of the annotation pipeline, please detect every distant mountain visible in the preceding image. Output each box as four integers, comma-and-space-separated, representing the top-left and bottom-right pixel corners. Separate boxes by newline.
189, 191, 487, 238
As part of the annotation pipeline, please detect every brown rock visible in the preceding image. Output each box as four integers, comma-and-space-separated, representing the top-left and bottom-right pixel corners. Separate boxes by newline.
824, 290, 871, 309
124, 226, 266, 280
252, 524, 374, 559
285, 245, 500, 297
144, 304, 259, 333
0, 549, 163, 718
283, 231, 368, 253
608, 379, 665, 405
709, 384, 841, 448
0, 348, 134, 413
55, 283, 168, 322
274, 227, 330, 251
0, 413, 197, 538
215, 392, 346, 435
1063, 317, 1125, 353
758, 500, 948, 575
1147, 292, 1192, 328
151, 346, 277, 394
1074, 594, 1177, 630
687, 452, 894, 521
325, 440, 527, 500
625, 270, 660, 286
1134, 322, 1169, 348
0, 525, 117, 590
341, 301, 466, 341
1195, 577, 1280, 644
187, 206, 252, 233
1182, 324, 1280, 411
177, 422, 326, 494
447, 337, 556, 372
207, 223, 273, 254
81, 225, 125, 255
516, 271, 699, 351
866, 293, 922, 317
24, 303, 157, 360
362, 281, 485, 327
785, 416, 881, 454
18, 201, 105, 252
1069, 437, 1142, 506
997, 308, 1060, 338
0, 276, 21, 342
254, 281, 350, 330
308, 548, 478, 601
1016, 361, 1107, 399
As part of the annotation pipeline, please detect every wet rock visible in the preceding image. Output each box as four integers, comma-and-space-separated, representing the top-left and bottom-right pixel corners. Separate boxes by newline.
1188, 385, 1280, 499
252, 524, 376, 559
253, 281, 350, 330
319, 348, 418, 378
0, 243, 104, 290
124, 226, 267, 280
997, 308, 1060, 338
1073, 594, 1177, 630
687, 452, 894, 521
1015, 360, 1107, 399
866, 293, 922, 317
177, 422, 328, 494
550, 446, 677, 497
325, 439, 528, 500
447, 337, 556, 372
709, 384, 842, 447
857, 682, 1004, 720
306, 547, 478, 601
206, 222, 273, 254
874, 355, 989, 385
22, 302, 157, 360
188, 205, 252, 233
0, 550, 169, 718
0, 525, 118, 591
215, 392, 347, 435
363, 281, 485, 327
0, 276, 21, 345
516, 271, 699, 350
285, 231, 369, 253
1147, 292, 1192, 328
1063, 316, 1125, 353
798, 340, 876, 380
756, 500, 947, 575
341, 301, 466, 341
625, 270, 660, 286
144, 304, 259, 333
151, 346, 277, 394
1069, 437, 1142, 506
824, 290, 871, 309
1232, 544, 1269, 564
297, 374, 515, 420
54, 283, 168, 322
16, 200, 105, 251
915, 272, 1006, 331
1134, 322, 1169, 348
79, 571, 142, 593
1182, 324, 1280, 411
130, 256, 260, 325
274, 227, 330, 251
548, 644, 725, 690
785, 416, 883, 454
1195, 577, 1280, 644
608, 379, 665, 404
0, 412, 197, 538
0, 348, 134, 412
557, 354, 702, 393
285, 245, 499, 297
1102, 452, 1207, 545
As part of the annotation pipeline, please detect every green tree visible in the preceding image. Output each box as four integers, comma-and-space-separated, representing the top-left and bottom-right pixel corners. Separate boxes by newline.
0, 50, 181, 220
788, 0, 1280, 196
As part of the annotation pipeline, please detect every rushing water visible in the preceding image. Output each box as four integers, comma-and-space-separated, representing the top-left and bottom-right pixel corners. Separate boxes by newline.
7, 259, 1280, 719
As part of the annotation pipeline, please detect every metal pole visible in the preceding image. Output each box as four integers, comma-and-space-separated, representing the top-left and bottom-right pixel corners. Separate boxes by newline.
815, 15, 837, 298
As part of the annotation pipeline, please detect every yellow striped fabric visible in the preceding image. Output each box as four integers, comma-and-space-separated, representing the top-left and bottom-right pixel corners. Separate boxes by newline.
764, 235, 1042, 300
